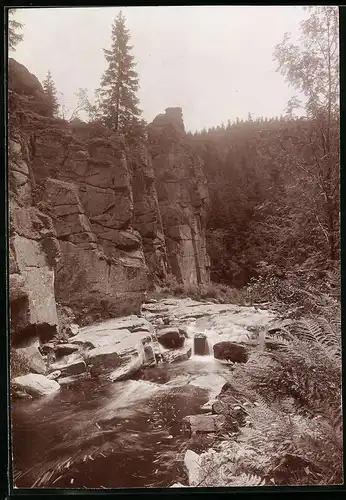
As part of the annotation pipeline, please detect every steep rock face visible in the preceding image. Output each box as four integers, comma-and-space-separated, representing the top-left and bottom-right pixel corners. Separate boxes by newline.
148, 107, 210, 285
131, 145, 169, 285
9, 130, 60, 346
8, 58, 148, 325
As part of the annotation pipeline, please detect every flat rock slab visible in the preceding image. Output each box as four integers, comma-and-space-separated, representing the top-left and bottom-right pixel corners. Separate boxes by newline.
12, 374, 60, 397
55, 343, 80, 357
49, 352, 86, 376
108, 355, 143, 382
79, 316, 153, 336
84, 345, 122, 375
72, 327, 152, 357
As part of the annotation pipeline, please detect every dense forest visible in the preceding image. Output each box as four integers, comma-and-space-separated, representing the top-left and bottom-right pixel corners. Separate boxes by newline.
188, 113, 339, 288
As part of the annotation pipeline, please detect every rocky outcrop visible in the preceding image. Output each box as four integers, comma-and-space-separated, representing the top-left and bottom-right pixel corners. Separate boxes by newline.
49, 352, 86, 377
148, 107, 210, 286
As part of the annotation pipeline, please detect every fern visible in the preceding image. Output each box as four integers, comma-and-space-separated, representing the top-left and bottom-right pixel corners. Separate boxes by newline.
218, 314, 343, 485
229, 473, 265, 486
289, 318, 341, 357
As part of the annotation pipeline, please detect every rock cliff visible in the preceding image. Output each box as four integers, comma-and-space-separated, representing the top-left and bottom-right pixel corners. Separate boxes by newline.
8, 59, 210, 346
148, 107, 210, 286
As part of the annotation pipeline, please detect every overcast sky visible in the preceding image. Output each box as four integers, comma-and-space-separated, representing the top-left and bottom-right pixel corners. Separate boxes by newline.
11, 6, 308, 132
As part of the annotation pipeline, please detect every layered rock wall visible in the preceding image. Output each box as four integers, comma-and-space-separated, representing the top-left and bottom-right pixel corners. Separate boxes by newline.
8, 59, 210, 346
148, 107, 210, 285
9, 138, 60, 345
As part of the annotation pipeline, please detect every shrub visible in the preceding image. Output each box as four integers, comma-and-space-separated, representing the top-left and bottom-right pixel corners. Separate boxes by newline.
11, 348, 31, 378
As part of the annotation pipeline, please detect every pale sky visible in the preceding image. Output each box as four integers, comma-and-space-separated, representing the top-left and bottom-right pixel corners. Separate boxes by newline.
11, 6, 308, 132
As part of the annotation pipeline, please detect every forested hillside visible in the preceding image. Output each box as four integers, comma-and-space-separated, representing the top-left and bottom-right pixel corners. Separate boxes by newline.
188, 114, 339, 288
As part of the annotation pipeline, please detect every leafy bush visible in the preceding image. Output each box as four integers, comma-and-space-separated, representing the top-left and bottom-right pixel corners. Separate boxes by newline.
155, 274, 250, 305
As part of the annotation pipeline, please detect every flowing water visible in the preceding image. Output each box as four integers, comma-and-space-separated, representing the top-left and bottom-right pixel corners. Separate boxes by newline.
11, 327, 234, 489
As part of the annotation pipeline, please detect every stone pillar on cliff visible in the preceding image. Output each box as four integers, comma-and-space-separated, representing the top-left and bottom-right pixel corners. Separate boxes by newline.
147, 107, 210, 286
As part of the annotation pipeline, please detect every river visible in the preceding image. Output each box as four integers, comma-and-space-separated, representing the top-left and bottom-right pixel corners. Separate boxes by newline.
12, 352, 233, 489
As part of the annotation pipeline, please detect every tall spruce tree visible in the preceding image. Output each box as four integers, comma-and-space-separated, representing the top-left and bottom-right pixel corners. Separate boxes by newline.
42, 70, 59, 117
98, 11, 142, 138
8, 9, 24, 52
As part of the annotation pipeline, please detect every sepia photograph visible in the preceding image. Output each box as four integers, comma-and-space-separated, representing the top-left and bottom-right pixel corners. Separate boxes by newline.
7, 5, 342, 490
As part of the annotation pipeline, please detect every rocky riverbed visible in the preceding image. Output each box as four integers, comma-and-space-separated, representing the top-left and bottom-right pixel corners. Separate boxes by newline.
11, 297, 280, 488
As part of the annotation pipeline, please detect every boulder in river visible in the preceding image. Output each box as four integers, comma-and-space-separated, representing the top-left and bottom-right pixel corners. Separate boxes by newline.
184, 450, 202, 487
183, 414, 226, 436
213, 341, 249, 363
11, 373, 60, 397
161, 346, 191, 364
142, 344, 156, 367
156, 327, 185, 349
193, 332, 208, 355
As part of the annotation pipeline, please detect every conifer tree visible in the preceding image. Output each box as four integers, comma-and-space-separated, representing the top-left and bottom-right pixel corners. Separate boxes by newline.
98, 10, 143, 139
8, 9, 24, 52
42, 70, 59, 117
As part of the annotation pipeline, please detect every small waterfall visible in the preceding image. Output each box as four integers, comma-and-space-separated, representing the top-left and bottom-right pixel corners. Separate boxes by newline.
206, 337, 214, 356
185, 324, 216, 360
186, 337, 195, 355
